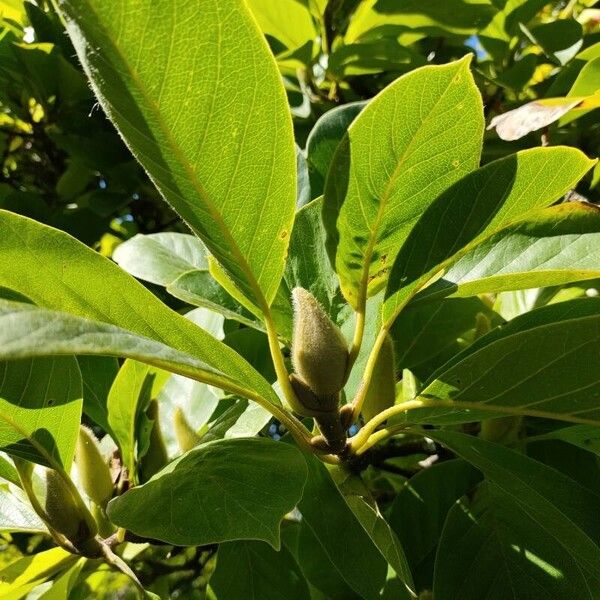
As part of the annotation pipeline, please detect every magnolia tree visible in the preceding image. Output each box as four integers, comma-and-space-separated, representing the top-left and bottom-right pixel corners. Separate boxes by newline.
1, 0, 600, 598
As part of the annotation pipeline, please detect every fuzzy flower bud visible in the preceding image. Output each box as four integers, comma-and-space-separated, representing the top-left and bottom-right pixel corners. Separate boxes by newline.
291, 287, 349, 399
44, 469, 97, 543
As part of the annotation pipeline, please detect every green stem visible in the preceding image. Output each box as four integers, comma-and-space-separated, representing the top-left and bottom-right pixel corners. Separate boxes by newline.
264, 310, 306, 414
349, 396, 600, 455
346, 308, 365, 375
349, 399, 424, 452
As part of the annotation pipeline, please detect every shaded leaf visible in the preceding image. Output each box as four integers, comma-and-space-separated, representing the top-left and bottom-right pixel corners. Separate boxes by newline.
401, 298, 600, 425
297, 455, 387, 599
107, 438, 307, 547
388, 460, 481, 571
212, 540, 310, 600
429, 432, 600, 597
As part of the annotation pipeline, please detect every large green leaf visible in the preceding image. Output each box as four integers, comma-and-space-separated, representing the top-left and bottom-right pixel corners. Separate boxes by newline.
324, 57, 483, 309
107, 438, 307, 547
297, 455, 388, 599
400, 298, 600, 425
0, 301, 256, 399
333, 470, 414, 596
211, 541, 310, 600
428, 431, 600, 593
383, 147, 595, 325
414, 203, 600, 304
436, 482, 599, 599
0, 356, 81, 469
0, 211, 278, 405
56, 0, 296, 309
0, 548, 74, 599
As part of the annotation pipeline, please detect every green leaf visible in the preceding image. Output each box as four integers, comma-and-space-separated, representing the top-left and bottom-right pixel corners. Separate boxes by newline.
305, 102, 366, 198
383, 147, 595, 326
37, 560, 85, 600
560, 56, 600, 126
436, 483, 598, 599
415, 203, 600, 304
247, 0, 316, 55
428, 431, 600, 595
0, 356, 82, 469
167, 270, 262, 332
156, 305, 227, 453
392, 297, 495, 372
107, 438, 307, 547
0, 211, 278, 406
345, 0, 497, 42
324, 57, 484, 309
112, 233, 207, 286
388, 460, 481, 572
0, 456, 20, 487
0, 548, 74, 598
479, 0, 550, 57
77, 356, 118, 436
212, 540, 310, 600
402, 298, 600, 426
56, 0, 296, 309
0, 485, 48, 533
531, 425, 600, 457
297, 455, 387, 599
107, 360, 158, 479
334, 471, 414, 595
284, 197, 347, 323
0, 301, 264, 408
526, 19, 583, 65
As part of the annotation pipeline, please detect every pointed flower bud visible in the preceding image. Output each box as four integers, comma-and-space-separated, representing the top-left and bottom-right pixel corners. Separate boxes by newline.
291, 288, 349, 399
76, 426, 113, 507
